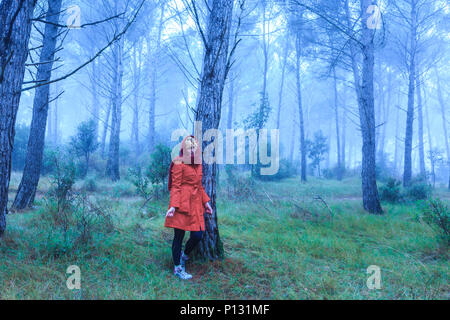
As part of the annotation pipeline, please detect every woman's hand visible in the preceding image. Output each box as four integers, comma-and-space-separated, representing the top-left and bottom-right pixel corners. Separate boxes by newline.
166, 207, 175, 217
205, 202, 213, 215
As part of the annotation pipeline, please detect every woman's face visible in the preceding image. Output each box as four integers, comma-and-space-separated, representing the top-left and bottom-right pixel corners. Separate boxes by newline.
184, 137, 198, 155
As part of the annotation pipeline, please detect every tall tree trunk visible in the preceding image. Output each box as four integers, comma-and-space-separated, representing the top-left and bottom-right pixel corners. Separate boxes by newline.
227, 70, 234, 130
12, 0, 62, 210
295, 32, 307, 182
403, 2, 417, 187
131, 42, 142, 161
416, 70, 426, 179
100, 101, 111, 158
424, 82, 435, 186
394, 93, 400, 175
358, 0, 382, 213
0, 0, 37, 235
148, 3, 165, 153
341, 87, 347, 170
379, 70, 391, 158
261, 0, 269, 102
333, 68, 342, 180
276, 34, 289, 130
289, 111, 296, 164
105, 39, 124, 181
194, 0, 233, 260
344, 0, 382, 213
356, 0, 382, 213
91, 59, 99, 142
435, 68, 450, 189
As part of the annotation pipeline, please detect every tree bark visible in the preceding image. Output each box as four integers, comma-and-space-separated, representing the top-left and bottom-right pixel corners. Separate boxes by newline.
333, 68, 342, 180
358, 0, 382, 214
131, 41, 142, 161
101, 101, 111, 159
341, 87, 347, 170
435, 68, 450, 189
276, 34, 289, 130
344, 0, 382, 213
403, 2, 417, 187
295, 31, 307, 182
416, 70, 426, 179
394, 93, 400, 175
227, 70, 234, 130
91, 59, 100, 142
423, 82, 435, 186
12, 0, 62, 210
105, 39, 124, 181
0, 0, 37, 235
378, 70, 391, 158
194, 0, 233, 260
148, 3, 165, 154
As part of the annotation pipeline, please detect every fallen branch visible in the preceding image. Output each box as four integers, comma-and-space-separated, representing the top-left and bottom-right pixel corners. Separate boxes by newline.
313, 195, 333, 221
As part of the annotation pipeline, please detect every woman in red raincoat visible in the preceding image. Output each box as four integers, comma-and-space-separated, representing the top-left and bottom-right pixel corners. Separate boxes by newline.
165, 135, 212, 280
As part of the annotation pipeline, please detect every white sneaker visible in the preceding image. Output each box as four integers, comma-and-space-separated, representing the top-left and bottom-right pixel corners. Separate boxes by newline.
174, 265, 192, 280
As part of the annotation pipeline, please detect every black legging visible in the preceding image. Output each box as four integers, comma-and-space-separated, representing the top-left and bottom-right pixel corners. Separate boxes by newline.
172, 228, 203, 266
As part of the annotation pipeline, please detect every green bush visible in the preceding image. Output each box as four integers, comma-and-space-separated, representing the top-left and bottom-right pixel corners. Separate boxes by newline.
322, 165, 346, 180
379, 178, 402, 203
82, 178, 98, 192
255, 159, 296, 181
127, 144, 172, 199
406, 182, 431, 201
41, 147, 59, 175
48, 153, 76, 212
39, 154, 114, 256
40, 195, 114, 256
419, 198, 449, 246
112, 181, 135, 198
147, 144, 172, 186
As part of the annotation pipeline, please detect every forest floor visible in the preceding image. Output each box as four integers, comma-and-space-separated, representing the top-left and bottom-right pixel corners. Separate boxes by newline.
0, 172, 448, 299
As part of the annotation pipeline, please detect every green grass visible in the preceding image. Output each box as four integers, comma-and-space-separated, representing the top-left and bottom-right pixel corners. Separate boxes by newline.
0, 173, 448, 299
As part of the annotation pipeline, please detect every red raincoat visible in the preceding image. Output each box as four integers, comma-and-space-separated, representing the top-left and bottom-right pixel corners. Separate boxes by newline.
164, 136, 210, 231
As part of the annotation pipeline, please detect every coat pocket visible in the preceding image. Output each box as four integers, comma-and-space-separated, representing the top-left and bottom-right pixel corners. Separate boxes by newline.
179, 190, 191, 214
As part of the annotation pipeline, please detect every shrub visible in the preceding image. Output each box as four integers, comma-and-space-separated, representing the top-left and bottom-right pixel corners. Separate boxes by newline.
255, 159, 296, 181
379, 178, 402, 203
376, 152, 396, 182
147, 144, 172, 186
41, 194, 114, 255
406, 182, 431, 201
127, 144, 171, 199
41, 147, 59, 175
70, 119, 99, 177
48, 153, 76, 212
82, 178, 98, 192
322, 165, 346, 180
40, 154, 114, 255
112, 181, 135, 198
419, 198, 449, 246
128, 166, 150, 199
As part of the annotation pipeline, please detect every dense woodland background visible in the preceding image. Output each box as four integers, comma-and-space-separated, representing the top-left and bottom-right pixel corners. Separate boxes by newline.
0, 0, 448, 299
